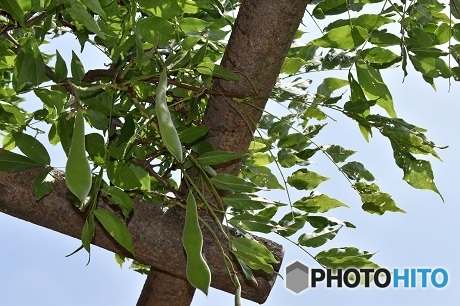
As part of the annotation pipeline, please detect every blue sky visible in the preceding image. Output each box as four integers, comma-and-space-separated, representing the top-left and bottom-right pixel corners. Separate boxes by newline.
1, 13, 459, 306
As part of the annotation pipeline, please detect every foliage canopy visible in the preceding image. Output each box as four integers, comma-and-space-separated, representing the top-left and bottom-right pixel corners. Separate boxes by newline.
0, 0, 458, 300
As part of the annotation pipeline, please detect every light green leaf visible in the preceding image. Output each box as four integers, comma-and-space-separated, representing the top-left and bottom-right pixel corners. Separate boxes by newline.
94, 209, 134, 255
315, 247, 377, 269
179, 17, 210, 33
277, 212, 307, 237
211, 174, 258, 193
355, 182, 406, 215
32, 168, 55, 201
293, 194, 348, 213
316, 77, 348, 98
138, 0, 183, 18
311, 25, 368, 50
287, 169, 329, 190
281, 57, 307, 75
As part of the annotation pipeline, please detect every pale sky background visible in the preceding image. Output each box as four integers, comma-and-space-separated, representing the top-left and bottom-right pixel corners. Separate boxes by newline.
1, 7, 459, 306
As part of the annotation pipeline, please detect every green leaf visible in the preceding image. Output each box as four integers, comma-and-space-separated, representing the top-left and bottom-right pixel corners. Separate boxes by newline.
324, 144, 356, 163
315, 247, 377, 269
316, 77, 348, 98
0, 151, 41, 172
107, 161, 151, 191
313, 0, 347, 19
85, 133, 106, 165
229, 213, 278, 233
293, 193, 349, 213
197, 151, 244, 166
311, 25, 368, 50
211, 174, 258, 193
54, 50, 68, 82
13, 38, 47, 92
138, 0, 183, 18
341, 161, 375, 182
66, 0, 106, 39
1, 0, 26, 28
277, 212, 307, 237
136, 16, 174, 45
102, 186, 134, 219
356, 61, 396, 117
360, 47, 401, 69
409, 54, 451, 79
355, 182, 406, 215
80, 0, 107, 20
196, 62, 239, 80
179, 125, 209, 144
71, 51, 85, 81
94, 209, 134, 255
231, 237, 278, 274
57, 113, 75, 156
179, 17, 210, 33
222, 194, 268, 210
34, 87, 67, 115
32, 168, 55, 201
81, 214, 95, 253
287, 169, 329, 190
298, 228, 340, 247
281, 57, 307, 75
12, 132, 50, 165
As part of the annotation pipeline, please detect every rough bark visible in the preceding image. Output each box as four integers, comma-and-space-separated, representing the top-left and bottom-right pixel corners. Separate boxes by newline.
0, 166, 283, 303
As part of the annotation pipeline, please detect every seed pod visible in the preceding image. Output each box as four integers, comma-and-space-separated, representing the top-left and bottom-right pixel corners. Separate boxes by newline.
156, 67, 183, 162
182, 192, 211, 295
65, 109, 92, 203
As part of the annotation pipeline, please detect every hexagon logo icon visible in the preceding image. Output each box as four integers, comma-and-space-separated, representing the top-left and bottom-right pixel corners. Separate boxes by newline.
286, 261, 309, 293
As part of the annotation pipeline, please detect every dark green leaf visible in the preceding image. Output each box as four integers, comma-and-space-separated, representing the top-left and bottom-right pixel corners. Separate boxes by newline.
12, 132, 50, 165
54, 50, 68, 82
341, 161, 375, 181
0, 151, 40, 173
71, 51, 85, 81
66, 0, 106, 39
355, 182, 406, 214
277, 212, 307, 237
223, 194, 269, 210
107, 161, 151, 191
13, 38, 47, 92
102, 186, 134, 219
298, 228, 340, 247
324, 145, 356, 163
211, 174, 258, 193
229, 213, 278, 233
197, 151, 243, 166
32, 168, 55, 201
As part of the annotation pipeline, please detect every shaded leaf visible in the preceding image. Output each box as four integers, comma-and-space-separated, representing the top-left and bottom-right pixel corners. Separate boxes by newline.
287, 169, 329, 190
94, 209, 134, 255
